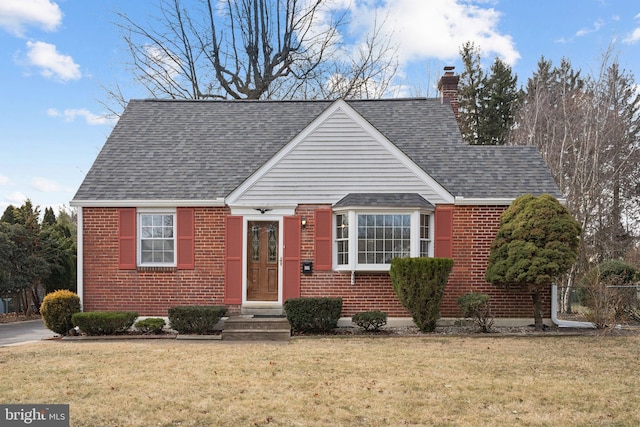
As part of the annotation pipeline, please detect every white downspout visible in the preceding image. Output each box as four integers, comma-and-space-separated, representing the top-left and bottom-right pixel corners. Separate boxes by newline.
76, 207, 84, 310
551, 284, 594, 328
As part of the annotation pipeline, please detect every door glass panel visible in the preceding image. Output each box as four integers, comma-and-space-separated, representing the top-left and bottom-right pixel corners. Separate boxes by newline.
268, 224, 277, 263
251, 225, 260, 261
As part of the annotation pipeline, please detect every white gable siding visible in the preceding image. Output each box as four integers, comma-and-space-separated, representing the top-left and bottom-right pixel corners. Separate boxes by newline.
233, 108, 450, 206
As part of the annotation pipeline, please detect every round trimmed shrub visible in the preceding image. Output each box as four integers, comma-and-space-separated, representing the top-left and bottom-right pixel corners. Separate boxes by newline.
40, 290, 81, 335
135, 317, 166, 334
352, 311, 387, 331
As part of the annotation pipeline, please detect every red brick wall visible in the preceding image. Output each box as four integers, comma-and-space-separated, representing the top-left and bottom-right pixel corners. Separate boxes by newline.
296, 204, 549, 318
82, 204, 549, 318
82, 207, 240, 316
443, 205, 550, 318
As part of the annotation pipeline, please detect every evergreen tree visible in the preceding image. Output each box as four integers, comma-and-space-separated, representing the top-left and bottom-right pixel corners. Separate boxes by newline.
0, 202, 78, 313
43, 207, 57, 227
457, 42, 519, 145
458, 42, 484, 145
481, 58, 520, 145
486, 194, 581, 330
1, 205, 17, 224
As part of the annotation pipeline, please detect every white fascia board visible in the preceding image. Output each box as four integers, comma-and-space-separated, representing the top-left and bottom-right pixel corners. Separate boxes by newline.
230, 206, 297, 216
454, 197, 514, 206
225, 98, 455, 205
69, 199, 226, 208
333, 205, 434, 213
454, 196, 568, 206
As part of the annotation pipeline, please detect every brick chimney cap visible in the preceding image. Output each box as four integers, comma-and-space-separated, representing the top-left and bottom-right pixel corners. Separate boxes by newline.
444, 66, 455, 71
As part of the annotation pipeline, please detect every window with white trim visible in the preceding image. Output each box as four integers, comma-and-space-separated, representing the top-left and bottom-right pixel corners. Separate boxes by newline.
420, 213, 431, 257
334, 210, 433, 271
335, 213, 349, 265
138, 211, 176, 266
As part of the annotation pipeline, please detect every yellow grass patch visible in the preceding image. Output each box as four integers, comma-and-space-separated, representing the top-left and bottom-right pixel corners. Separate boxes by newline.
1, 336, 639, 426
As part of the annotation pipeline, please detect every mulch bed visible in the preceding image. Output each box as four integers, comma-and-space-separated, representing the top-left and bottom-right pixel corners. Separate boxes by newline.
295, 323, 640, 337
4, 313, 638, 338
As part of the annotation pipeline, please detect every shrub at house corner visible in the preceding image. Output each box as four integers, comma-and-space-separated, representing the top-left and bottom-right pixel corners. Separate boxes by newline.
485, 194, 581, 330
40, 290, 81, 336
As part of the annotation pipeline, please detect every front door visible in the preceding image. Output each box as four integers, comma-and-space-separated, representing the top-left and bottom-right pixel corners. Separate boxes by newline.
247, 221, 279, 301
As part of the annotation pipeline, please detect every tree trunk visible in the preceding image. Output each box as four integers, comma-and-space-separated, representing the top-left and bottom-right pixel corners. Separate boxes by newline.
531, 290, 544, 331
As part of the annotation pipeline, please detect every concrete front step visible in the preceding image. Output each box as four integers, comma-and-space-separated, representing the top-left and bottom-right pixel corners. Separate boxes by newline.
222, 316, 291, 341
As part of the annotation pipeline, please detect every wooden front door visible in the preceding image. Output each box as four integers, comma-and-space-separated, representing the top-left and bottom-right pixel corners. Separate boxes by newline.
247, 221, 279, 301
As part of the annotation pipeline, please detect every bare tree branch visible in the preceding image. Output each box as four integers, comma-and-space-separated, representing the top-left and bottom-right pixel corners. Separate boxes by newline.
106, 0, 398, 108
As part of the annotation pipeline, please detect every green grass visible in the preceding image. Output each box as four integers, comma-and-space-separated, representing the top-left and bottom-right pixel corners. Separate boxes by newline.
1, 336, 640, 426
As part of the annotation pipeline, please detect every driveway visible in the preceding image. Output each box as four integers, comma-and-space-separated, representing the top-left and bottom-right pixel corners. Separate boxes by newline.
0, 319, 55, 346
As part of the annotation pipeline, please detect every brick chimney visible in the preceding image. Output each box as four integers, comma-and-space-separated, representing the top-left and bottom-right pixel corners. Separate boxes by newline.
438, 66, 460, 121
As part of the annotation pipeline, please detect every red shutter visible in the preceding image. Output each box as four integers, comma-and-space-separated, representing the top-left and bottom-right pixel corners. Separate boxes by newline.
434, 206, 454, 259
283, 216, 301, 301
314, 208, 332, 271
118, 208, 136, 270
177, 208, 195, 269
224, 216, 243, 304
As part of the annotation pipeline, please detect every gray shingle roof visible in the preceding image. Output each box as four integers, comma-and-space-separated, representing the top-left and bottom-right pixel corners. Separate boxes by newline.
72, 98, 561, 202
334, 193, 434, 209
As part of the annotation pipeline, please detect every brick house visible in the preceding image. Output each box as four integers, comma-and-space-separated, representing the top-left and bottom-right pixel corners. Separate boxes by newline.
70, 72, 561, 320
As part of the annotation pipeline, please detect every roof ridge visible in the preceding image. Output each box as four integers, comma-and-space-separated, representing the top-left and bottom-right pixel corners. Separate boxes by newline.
129, 97, 438, 104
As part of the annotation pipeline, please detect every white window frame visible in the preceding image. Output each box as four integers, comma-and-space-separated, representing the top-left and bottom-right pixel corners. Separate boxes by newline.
333, 208, 434, 272
137, 208, 177, 267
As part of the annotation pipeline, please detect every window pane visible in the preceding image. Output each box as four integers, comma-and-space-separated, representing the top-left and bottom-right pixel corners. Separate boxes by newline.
420, 214, 431, 257
139, 213, 175, 265
141, 251, 152, 263
356, 214, 411, 265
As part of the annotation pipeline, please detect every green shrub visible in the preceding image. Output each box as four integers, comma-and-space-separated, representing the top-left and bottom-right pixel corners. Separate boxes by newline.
72, 311, 138, 335
284, 297, 342, 333
40, 290, 81, 335
134, 317, 166, 334
168, 306, 227, 334
457, 292, 494, 333
390, 257, 453, 332
352, 311, 387, 331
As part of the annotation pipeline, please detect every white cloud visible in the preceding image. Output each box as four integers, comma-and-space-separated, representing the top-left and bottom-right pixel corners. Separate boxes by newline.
335, 0, 520, 66
623, 27, 640, 45
575, 20, 604, 37
24, 40, 81, 81
0, 175, 9, 186
0, 0, 62, 37
31, 177, 61, 193
47, 108, 113, 126
6, 191, 27, 206
145, 45, 182, 79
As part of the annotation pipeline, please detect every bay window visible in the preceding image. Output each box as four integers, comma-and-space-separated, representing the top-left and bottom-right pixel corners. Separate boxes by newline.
334, 210, 433, 271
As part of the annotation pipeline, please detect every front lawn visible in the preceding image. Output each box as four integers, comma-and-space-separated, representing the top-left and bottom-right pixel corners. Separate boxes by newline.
1, 336, 639, 426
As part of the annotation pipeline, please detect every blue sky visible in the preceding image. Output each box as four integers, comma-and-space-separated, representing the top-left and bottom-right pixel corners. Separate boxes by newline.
1, 0, 639, 215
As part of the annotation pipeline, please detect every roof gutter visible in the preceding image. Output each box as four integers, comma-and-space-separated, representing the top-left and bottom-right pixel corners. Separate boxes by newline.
454, 196, 568, 206
551, 284, 595, 328
69, 198, 226, 208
